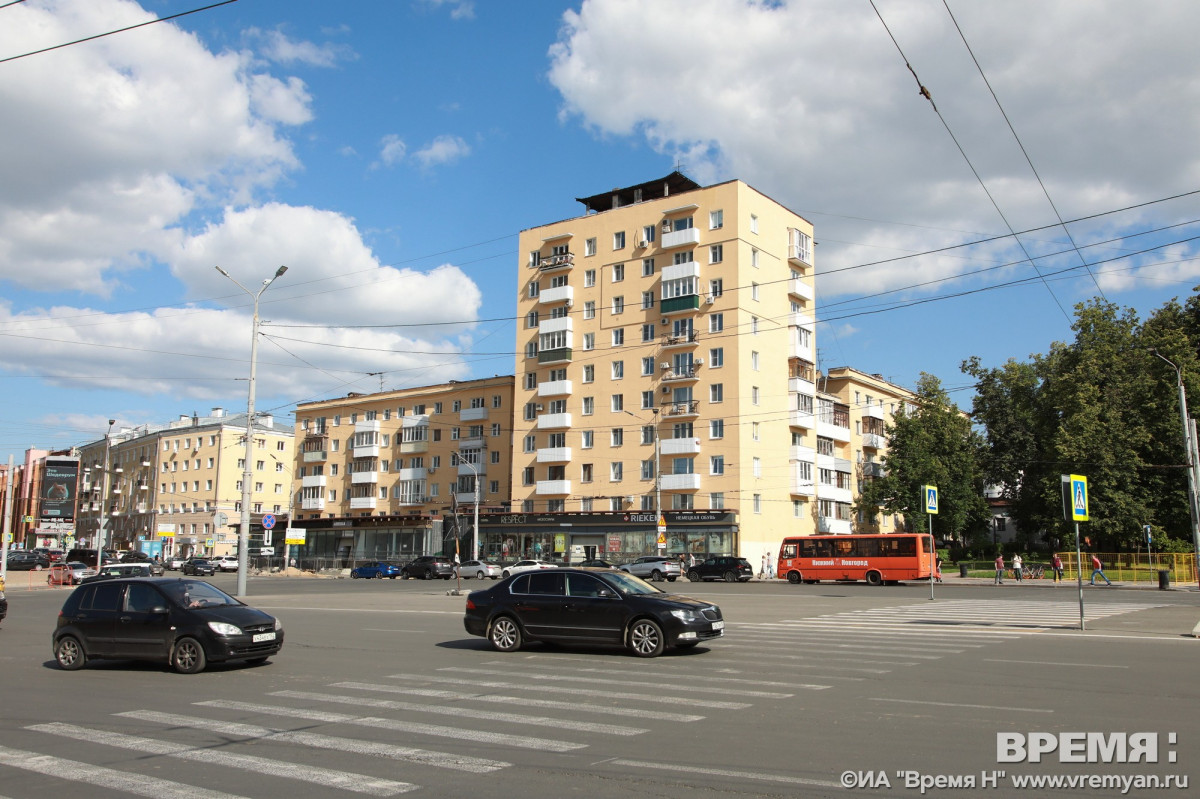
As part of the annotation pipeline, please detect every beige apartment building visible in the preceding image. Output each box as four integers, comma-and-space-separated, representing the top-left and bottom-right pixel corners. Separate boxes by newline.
510, 172, 821, 562
76, 408, 295, 557
290, 376, 514, 563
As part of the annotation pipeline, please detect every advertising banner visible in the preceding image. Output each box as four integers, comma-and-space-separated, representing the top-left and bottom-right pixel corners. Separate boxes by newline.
40, 458, 79, 523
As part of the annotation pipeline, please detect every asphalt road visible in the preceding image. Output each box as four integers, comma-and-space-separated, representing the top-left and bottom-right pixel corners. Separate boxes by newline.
1, 573, 1197, 798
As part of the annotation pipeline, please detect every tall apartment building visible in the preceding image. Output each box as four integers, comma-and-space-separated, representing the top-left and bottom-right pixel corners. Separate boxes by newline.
510, 172, 818, 561
75, 408, 295, 557
1, 448, 79, 551
290, 376, 514, 562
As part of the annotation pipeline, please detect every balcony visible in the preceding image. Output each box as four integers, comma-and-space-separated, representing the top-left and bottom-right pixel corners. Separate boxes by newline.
302, 447, 328, 463
660, 437, 700, 456
659, 473, 701, 491
862, 462, 886, 478
862, 433, 886, 450
395, 495, 426, 506
790, 409, 814, 429
660, 331, 700, 349
536, 447, 572, 463
789, 243, 813, 267
864, 404, 885, 420
662, 366, 699, 383
350, 496, 377, 510
301, 475, 327, 489
459, 406, 488, 422
538, 348, 572, 365
536, 479, 571, 495
791, 334, 814, 361
537, 413, 572, 430
538, 285, 574, 306
458, 436, 485, 450
788, 277, 815, 301
790, 476, 815, 496
789, 311, 816, 331
660, 294, 700, 315
456, 490, 479, 505
537, 252, 574, 272
353, 443, 380, 458
301, 497, 325, 511
818, 420, 852, 443
537, 379, 572, 398
790, 444, 816, 462
661, 227, 700, 249
397, 467, 426, 481
457, 459, 482, 476
350, 470, 378, 484
819, 516, 852, 535
661, 400, 700, 419
821, 485, 853, 504
398, 439, 429, 454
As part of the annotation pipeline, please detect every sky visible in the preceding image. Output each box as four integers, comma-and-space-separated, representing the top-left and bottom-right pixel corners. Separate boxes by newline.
2, 0, 1200, 460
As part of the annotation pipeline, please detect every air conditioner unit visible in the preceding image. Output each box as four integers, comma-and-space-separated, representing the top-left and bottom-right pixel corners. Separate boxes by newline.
661, 220, 671, 233
535, 404, 545, 412
705, 295, 715, 304
637, 239, 648, 248
662, 386, 670, 394
694, 357, 704, 366
625, 495, 636, 504
661, 318, 669, 325
428, 467, 437, 474
660, 362, 671, 370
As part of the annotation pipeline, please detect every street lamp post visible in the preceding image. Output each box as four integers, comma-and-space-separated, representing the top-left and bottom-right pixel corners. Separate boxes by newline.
453, 452, 481, 562
216, 265, 288, 597
96, 419, 116, 574
1149, 347, 1200, 586
624, 408, 662, 529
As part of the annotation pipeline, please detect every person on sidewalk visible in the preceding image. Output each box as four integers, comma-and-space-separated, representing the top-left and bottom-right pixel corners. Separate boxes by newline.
934, 556, 943, 583
1090, 554, 1113, 586
994, 554, 1005, 584
1051, 554, 1064, 583
1012, 553, 1023, 582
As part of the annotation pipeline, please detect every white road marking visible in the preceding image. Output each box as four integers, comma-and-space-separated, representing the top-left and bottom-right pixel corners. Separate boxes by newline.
269, 690, 648, 736
607, 758, 842, 788
0, 745, 249, 799
198, 699, 583, 752
436, 666, 808, 695
869, 698, 1053, 713
386, 672, 760, 707
26, 723, 416, 795
984, 658, 1129, 668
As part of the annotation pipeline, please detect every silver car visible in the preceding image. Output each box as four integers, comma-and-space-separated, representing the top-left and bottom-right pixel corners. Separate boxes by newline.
619, 556, 682, 582
454, 560, 502, 580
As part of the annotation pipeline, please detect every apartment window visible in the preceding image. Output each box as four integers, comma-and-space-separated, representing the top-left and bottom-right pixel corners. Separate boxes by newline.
611, 394, 624, 412
612, 296, 624, 314
524, 310, 538, 328
750, 214, 758, 234
751, 316, 759, 334
581, 497, 593, 511
583, 332, 595, 351
583, 300, 596, 320
709, 314, 724, 333
522, 467, 534, 486
709, 209, 723, 229
672, 494, 694, 510
493, 394, 503, 408
613, 231, 625, 250
711, 492, 725, 509
753, 457, 762, 478
612, 361, 624, 379
751, 248, 759, 268
709, 347, 723, 368
641, 424, 655, 445
585, 237, 596, 256
585, 269, 596, 287
672, 250, 694, 265
641, 323, 656, 342
752, 422, 760, 440
612, 328, 624, 347
710, 244, 723, 264
611, 428, 624, 447
641, 291, 655, 310
753, 494, 762, 513
524, 372, 537, 390
710, 455, 725, 475
523, 435, 536, 453
583, 364, 594, 383
527, 280, 540, 299
642, 357, 655, 376
710, 384, 724, 402
642, 225, 656, 245
582, 396, 594, 415
641, 391, 654, 410
613, 262, 624, 281
641, 258, 655, 277
751, 282, 759, 301
525, 342, 538, 359
581, 430, 594, 448
610, 462, 623, 481
641, 459, 655, 480
751, 351, 759, 370
710, 278, 723, 298
752, 386, 760, 405
710, 419, 724, 438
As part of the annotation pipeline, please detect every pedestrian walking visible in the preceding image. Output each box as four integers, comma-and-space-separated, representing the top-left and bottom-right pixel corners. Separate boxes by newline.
994, 554, 1005, 584
688, 551, 696, 569
760, 552, 769, 580
1090, 554, 1113, 586
1051, 554, 1064, 583
1012, 553, 1023, 582
934, 555, 943, 583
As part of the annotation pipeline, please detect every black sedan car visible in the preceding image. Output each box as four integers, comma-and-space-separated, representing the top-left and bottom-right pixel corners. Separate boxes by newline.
686, 555, 755, 582
181, 558, 216, 576
463, 567, 724, 658
52, 577, 283, 674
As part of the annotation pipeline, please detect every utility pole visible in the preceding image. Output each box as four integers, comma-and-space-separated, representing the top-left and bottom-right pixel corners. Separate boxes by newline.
97, 420, 115, 574
1149, 348, 1200, 586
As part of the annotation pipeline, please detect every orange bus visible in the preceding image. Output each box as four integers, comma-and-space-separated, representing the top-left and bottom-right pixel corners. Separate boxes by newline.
777, 533, 934, 586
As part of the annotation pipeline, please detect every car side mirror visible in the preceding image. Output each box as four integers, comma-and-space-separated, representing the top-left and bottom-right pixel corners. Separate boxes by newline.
596, 588, 616, 599
149, 606, 169, 615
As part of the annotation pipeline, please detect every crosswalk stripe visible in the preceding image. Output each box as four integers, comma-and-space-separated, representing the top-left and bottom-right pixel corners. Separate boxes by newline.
269, 690, 648, 736
608, 758, 842, 789
118, 710, 510, 772
198, 700, 584, 752
564, 665, 831, 688
699, 648, 917, 667
727, 633, 969, 654
436, 666, 807, 696
331, 681, 707, 722
0, 745, 250, 799
26, 723, 416, 796
385, 672, 759, 707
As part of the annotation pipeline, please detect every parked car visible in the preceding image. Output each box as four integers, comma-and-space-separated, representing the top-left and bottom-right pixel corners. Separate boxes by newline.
82, 563, 154, 583
6, 551, 49, 570
0, 585, 8, 624
182, 558, 216, 576
619, 556, 681, 582
65, 548, 119, 568
47, 562, 97, 586
165, 555, 186, 571
401, 555, 455, 580
501, 560, 559, 578
209, 555, 240, 572
463, 567, 725, 658
454, 560, 502, 580
52, 576, 284, 673
576, 559, 619, 569
35, 547, 65, 563
120, 550, 153, 563
687, 555, 755, 583
350, 561, 403, 579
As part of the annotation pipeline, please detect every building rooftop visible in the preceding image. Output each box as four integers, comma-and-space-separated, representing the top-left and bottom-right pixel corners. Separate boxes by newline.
575, 170, 702, 215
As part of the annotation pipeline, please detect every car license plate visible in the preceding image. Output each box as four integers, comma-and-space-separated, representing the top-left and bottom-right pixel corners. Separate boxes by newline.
711, 620, 724, 630
252, 632, 276, 642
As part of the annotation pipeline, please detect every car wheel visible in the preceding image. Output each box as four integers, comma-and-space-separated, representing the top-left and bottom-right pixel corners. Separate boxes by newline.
866, 571, 883, 587
628, 619, 665, 658
55, 636, 86, 670
443, 575, 452, 580
351, 572, 359, 579
172, 637, 207, 674
687, 569, 701, 582
476, 571, 485, 580
723, 571, 737, 583
489, 616, 523, 652
502, 571, 510, 578
650, 569, 662, 582
375, 572, 383, 579
787, 571, 802, 584
667, 576, 677, 582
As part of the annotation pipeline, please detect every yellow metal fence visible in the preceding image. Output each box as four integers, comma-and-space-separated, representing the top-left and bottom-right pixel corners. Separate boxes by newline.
1056, 552, 1196, 585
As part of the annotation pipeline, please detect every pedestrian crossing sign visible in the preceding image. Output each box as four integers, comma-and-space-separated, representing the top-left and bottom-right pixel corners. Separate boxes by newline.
1070, 474, 1089, 521
923, 485, 938, 514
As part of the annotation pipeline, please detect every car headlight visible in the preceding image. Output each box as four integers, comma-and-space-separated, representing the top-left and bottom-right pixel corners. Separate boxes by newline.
670, 609, 699, 622
208, 622, 242, 636
274, 618, 283, 631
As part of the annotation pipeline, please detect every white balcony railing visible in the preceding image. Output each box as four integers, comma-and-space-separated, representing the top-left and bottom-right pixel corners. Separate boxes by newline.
862, 433, 886, 449
659, 437, 700, 456
659, 473, 701, 491
863, 404, 885, 420
788, 278, 815, 301
538, 284, 574, 306
790, 410, 814, 429
537, 380, 573, 398
661, 227, 701, 249
537, 413, 572, 429
301, 497, 325, 510
536, 447, 572, 463
350, 471, 378, 484
301, 475, 327, 488
459, 406, 488, 422
817, 421, 852, 443
789, 376, 815, 395
536, 479, 571, 495
349, 496, 377, 510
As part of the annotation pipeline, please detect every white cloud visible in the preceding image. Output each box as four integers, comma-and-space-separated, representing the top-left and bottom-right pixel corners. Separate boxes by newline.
420, 0, 476, 21
548, 0, 1200, 301
247, 28, 351, 68
378, 134, 407, 167
413, 135, 471, 168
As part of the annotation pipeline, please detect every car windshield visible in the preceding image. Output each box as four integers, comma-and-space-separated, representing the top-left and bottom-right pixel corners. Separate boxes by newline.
161, 579, 241, 609
600, 570, 663, 596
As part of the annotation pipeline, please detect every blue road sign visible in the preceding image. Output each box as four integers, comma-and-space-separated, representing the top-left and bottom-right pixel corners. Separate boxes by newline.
262, 513, 276, 530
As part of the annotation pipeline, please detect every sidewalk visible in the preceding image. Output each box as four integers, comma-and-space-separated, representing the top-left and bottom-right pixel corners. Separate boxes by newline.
944, 572, 1198, 592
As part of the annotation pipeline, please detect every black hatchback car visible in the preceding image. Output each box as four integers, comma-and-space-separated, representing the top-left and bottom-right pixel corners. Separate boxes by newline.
52, 577, 283, 674
464, 567, 724, 658
687, 555, 755, 582
402, 555, 454, 580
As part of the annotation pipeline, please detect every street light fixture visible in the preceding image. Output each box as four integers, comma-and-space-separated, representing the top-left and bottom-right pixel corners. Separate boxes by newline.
215, 264, 288, 597
1148, 347, 1200, 586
